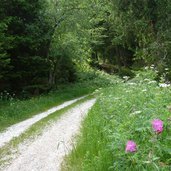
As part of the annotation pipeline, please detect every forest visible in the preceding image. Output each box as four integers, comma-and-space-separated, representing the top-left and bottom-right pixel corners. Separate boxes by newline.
0, 0, 171, 97
0, 1, 171, 170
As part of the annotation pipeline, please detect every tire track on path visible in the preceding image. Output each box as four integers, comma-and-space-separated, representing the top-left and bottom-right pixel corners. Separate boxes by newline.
0, 96, 86, 148
3, 99, 96, 171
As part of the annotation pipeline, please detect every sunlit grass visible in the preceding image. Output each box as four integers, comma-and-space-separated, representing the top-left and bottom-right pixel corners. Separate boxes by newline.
63, 71, 171, 171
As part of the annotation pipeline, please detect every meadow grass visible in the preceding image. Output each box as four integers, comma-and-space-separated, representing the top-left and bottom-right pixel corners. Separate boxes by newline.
63, 71, 171, 171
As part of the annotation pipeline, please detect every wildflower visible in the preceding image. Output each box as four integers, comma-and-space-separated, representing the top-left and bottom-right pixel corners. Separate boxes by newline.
126, 90, 131, 93
125, 140, 137, 153
127, 82, 137, 86
150, 64, 155, 69
152, 119, 163, 134
159, 83, 170, 88
130, 111, 142, 116
123, 76, 130, 81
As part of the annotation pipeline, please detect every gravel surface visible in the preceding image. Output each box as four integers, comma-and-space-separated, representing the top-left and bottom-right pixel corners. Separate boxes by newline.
0, 96, 86, 148
3, 99, 96, 171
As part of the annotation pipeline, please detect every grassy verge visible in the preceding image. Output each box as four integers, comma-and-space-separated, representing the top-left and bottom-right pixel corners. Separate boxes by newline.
0, 70, 120, 132
63, 71, 171, 171
0, 95, 95, 169
0, 84, 90, 132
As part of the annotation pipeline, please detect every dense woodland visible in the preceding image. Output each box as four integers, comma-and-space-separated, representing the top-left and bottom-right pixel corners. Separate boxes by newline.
0, 0, 171, 96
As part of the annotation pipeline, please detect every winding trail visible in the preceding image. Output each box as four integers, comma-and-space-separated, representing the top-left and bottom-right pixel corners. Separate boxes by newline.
0, 96, 86, 148
3, 99, 96, 171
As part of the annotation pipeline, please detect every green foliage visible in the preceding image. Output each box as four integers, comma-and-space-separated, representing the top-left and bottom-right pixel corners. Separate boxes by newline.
63, 70, 171, 170
118, 67, 135, 78
0, 0, 51, 92
132, 67, 158, 81
0, 19, 13, 79
0, 0, 171, 95
77, 69, 121, 87
88, 0, 171, 80
46, 0, 94, 87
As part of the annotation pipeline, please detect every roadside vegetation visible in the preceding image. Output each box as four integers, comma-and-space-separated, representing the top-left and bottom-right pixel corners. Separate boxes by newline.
0, 70, 118, 132
63, 69, 171, 171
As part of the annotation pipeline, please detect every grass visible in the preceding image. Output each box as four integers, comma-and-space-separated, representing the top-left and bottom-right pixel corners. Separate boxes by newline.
0, 73, 103, 132
0, 70, 119, 132
0, 94, 95, 169
63, 70, 171, 171
0, 84, 91, 132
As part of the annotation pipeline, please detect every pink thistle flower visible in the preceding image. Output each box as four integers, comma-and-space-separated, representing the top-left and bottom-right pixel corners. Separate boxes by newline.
125, 140, 137, 153
152, 119, 163, 134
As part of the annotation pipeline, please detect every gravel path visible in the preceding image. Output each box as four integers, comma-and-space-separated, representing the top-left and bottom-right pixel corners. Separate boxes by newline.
3, 99, 96, 171
0, 96, 86, 148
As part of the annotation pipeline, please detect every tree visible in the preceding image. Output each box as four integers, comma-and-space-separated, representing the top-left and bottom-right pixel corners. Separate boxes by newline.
0, 0, 51, 93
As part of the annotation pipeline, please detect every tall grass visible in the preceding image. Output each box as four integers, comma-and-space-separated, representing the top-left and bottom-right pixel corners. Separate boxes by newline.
63, 70, 171, 171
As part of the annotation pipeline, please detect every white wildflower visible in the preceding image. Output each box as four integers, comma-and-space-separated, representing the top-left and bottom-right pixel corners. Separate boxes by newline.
123, 76, 130, 80
150, 64, 155, 69
113, 97, 120, 100
144, 66, 149, 70
126, 90, 131, 93
159, 83, 170, 88
130, 110, 142, 116
127, 82, 137, 85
